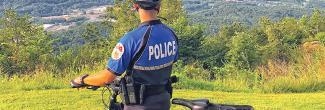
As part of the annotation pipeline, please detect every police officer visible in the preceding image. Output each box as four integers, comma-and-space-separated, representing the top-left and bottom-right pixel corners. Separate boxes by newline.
71, 0, 178, 110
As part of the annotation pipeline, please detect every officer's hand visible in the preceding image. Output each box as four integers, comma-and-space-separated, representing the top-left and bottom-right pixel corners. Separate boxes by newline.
70, 74, 89, 88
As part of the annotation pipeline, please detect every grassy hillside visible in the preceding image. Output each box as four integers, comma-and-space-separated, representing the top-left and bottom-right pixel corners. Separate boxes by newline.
1, 89, 324, 110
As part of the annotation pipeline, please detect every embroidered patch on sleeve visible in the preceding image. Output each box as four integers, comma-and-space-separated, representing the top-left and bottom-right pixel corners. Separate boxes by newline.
111, 43, 125, 60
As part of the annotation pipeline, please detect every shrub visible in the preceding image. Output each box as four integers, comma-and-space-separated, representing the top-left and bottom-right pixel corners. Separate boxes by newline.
182, 64, 212, 81
226, 32, 262, 70
258, 48, 325, 93
316, 32, 325, 44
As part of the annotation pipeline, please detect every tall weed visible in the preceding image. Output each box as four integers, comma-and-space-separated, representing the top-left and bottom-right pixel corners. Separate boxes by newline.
258, 45, 325, 93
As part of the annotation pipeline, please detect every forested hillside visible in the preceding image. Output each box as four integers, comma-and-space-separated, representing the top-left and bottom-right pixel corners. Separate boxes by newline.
0, 0, 113, 17
183, 0, 325, 33
0, 0, 325, 33
1, 0, 325, 33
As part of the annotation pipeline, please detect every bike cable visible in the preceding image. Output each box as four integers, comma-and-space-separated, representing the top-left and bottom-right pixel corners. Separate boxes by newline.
101, 86, 112, 109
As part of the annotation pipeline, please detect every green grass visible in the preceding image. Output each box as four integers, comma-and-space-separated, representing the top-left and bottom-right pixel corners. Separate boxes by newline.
0, 89, 325, 110
0, 70, 324, 110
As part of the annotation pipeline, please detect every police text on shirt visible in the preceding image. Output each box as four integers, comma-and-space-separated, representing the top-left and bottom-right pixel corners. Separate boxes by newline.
148, 41, 176, 60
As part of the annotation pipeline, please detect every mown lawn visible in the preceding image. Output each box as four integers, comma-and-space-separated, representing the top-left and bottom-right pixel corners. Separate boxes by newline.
0, 89, 325, 110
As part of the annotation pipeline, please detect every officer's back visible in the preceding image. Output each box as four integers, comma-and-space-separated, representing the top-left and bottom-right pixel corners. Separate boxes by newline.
107, 20, 178, 85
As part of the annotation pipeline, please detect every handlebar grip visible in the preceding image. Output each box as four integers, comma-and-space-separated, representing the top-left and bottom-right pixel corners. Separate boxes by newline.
172, 98, 193, 108
70, 80, 88, 88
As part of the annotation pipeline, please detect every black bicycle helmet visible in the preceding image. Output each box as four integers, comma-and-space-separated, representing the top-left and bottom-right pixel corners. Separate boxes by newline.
133, 0, 161, 10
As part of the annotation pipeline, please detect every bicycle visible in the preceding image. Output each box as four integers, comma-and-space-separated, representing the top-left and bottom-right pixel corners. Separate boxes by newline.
85, 78, 254, 110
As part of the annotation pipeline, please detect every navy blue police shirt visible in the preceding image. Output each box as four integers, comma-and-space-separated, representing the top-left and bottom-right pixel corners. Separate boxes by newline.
106, 20, 178, 85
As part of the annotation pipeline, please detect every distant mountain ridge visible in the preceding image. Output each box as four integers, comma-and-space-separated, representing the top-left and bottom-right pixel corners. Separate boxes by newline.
1, 0, 325, 33
0, 0, 113, 17
183, 0, 325, 33
0, 0, 114, 32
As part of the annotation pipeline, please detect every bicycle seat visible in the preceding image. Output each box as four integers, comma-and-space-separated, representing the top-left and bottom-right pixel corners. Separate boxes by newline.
191, 99, 210, 107
172, 98, 254, 110
172, 98, 209, 110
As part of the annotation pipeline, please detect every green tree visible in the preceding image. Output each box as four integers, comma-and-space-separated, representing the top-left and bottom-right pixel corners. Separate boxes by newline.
226, 32, 261, 70
198, 23, 247, 69
104, 0, 139, 50
159, 0, 185, 24
0, 9, 51, 75
82, 23, 107, 48
199, 36, 228, 69
308, 10, 325, 37
170, 17, 204, 63
316, 32, 325, 44
161, 0, 205, 63
258, 16, 309, 62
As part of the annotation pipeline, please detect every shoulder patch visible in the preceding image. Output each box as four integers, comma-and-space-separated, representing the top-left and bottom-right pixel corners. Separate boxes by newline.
111, 43, 125, 60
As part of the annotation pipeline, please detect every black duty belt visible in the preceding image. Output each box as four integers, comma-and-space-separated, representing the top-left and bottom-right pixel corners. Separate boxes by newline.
120, 76, 177, 105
